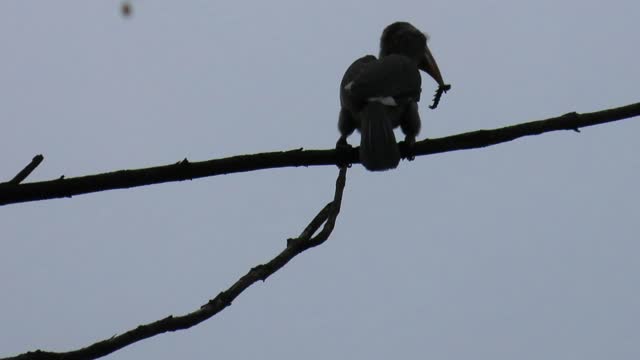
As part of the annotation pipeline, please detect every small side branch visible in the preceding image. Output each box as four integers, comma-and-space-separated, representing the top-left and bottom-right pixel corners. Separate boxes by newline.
0, 168, 348, 360
4, 155, 44, 185
1, 102, 638, 206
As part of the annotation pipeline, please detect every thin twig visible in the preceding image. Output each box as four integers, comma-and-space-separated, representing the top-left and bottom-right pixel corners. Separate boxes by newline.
5, 155, 44, 185
1, 168, 348, 360
309, 167, 346, 245
1, 102, 638, 206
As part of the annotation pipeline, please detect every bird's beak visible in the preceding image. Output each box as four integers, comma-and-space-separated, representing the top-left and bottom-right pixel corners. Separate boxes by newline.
419, 45, 445, 87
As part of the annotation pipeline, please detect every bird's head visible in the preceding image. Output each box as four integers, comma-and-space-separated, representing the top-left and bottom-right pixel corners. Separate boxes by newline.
380, 22, 446, 87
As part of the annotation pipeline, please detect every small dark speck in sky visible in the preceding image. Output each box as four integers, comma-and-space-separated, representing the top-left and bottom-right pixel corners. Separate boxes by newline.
121, 1, 132, 18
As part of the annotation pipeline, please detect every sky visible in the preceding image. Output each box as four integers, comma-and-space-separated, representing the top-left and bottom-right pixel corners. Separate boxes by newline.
1, 1, 639, 359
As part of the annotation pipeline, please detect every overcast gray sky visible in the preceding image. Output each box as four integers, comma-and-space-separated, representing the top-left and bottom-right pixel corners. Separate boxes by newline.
1, 1, 639, 359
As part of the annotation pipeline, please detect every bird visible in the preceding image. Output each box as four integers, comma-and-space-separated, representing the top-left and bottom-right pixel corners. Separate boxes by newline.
337, 22, 448, 171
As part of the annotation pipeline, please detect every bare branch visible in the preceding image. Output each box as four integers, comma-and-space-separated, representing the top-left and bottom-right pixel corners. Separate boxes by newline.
3, 155, 44, 185
1, 168, 348, 360
411, 103, 640, 155
1, 102, 638, 206
309, 167, 346, 245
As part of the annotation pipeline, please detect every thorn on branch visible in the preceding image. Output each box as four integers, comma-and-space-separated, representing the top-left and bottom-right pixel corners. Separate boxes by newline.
286, 237, 299, 247
250, 264, 270, 281
215, 291, 233, 307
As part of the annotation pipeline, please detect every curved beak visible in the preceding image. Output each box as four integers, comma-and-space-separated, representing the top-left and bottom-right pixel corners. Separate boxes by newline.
419, 45, 445, 87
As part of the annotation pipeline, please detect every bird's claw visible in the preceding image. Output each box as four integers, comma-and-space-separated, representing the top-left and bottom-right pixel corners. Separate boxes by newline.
335, 138, 354, 168
402, 137, 416, 161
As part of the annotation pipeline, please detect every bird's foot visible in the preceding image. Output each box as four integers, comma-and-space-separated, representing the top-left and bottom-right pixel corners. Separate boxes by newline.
401, 136, 416, 161
335, 138, 354, 168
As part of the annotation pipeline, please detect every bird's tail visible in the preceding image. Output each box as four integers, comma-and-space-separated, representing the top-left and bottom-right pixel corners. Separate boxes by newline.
359, 102, 400, 171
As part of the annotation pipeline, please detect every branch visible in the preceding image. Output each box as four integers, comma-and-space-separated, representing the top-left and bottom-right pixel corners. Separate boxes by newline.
1, 168, 348, 360
3, 155, 44, 185
1, 102, 638, 206
411, 104, 640, 155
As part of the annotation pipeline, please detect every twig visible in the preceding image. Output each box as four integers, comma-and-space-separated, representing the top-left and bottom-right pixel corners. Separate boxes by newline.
1, 168, 348, 360
5, 155, 44, 185
0, 102, 639, 206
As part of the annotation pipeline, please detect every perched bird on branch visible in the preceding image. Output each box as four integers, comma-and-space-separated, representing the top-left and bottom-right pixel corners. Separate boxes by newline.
338, 21, 449, 171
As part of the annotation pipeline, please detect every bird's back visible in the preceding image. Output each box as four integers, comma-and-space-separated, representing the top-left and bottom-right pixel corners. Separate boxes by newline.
340, 54, 422, 114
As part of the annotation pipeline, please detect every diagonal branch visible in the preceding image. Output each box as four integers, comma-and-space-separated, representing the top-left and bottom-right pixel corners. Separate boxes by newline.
1, 102, 638, 206
3, 155, 44, 185
1, 168, 348, 360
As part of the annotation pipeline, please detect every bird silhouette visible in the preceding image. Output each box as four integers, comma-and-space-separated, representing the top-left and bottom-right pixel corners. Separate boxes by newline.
338, 22, 449, 171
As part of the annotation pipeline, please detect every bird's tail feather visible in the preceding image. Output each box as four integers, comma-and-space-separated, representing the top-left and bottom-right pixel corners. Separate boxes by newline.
359, 103, 400, 171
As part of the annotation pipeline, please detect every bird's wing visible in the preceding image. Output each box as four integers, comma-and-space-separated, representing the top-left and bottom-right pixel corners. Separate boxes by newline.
342, 54, 422, 105
340, 55, 377, 90
340, 55, 376, 109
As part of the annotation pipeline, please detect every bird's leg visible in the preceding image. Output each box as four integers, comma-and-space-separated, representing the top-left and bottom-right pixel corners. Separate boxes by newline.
336, 135, 348, 147
335, 136, 354, 168
403, 135, 416, 161
399, 102, 420, 161
336, 109, 357, 168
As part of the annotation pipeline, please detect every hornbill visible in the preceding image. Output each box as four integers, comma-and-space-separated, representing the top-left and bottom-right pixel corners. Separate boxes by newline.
337, 22, 449, 171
